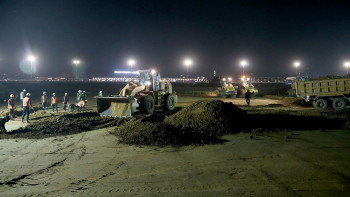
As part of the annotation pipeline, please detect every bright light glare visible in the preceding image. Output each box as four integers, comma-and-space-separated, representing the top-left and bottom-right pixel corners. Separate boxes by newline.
184, 59, 192, 67
240, 60, 247, 67
114, 71, 139, 74
128, 59, 136, 66
345, 62, 350, 68
145, 81, 151, 85
151, 69, 156, 75
247, 78, 250, 81
294, 62, 300, 67
73, 60, 80, 64
222, 78, 226, 81
27, 56, 36, 61
228, 77, 232, 81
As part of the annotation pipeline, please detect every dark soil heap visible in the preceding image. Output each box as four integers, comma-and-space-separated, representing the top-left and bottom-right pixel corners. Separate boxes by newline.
1, 112, 126, 139
164, 100, 246, 137
116, 100, 246, 146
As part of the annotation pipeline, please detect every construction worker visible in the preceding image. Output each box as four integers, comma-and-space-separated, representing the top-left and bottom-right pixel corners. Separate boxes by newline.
77, 100, 85, 112
62, 93, 69, 111
41, 92, 48, 109
81, 91, 87, 101
51, 93, 58, 112
22, 93, 32, 123
99, 90, 103, 97
245, 89, 254, 106
20, 89, 26, 107
8, 94, 15, 120
76, 90, 82, 103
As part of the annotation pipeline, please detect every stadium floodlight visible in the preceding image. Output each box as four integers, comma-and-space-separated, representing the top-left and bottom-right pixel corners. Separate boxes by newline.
294, 61, 301, 76
345, 62, 350, 74
73, 59, 80, 79
240, 60, 248, 74
128, 59, 136, 67
151, 69, 156, 75
27, 56, 36, 80
183, 58, 192, 78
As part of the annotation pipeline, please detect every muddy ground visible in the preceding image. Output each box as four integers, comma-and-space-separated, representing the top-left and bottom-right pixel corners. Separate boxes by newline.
0, 95, 349, 196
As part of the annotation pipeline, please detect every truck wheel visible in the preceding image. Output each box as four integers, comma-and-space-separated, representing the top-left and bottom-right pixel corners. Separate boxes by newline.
140, 95, 155, 114
163, 94, 175, 111
315, 99, 328, 110
332, 98, 347, 110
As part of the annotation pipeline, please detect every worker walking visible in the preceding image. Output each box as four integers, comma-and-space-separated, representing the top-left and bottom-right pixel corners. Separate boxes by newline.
62, 93, 69, 111
22, 93, 32, 123
41, 92, 48, 110
245, 89, 254, 106
51, 93, 58, 112
20, 89, 26, 107
8, 94, 15, 120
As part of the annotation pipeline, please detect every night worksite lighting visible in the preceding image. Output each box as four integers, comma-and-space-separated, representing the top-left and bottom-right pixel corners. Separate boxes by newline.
128, 59, 136, 67
240, 60, 247, 74
294, 61, 301, 76
345, 62, 350, 74
183, 58, 192, 78
73, 59, 80, 79
27, 55, 36, 80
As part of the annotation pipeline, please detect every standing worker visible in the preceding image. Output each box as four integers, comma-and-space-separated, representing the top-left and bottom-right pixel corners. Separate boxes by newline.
51, 93, 58, 112
8, 94, 15, 120
81, 91, 87, 101
99, 90, 103, 97
76, 90, 82, 103
20, 89, 26, 104
245, 89, 254, 106
62, 93, 69, 111
22, 93, 32, 123
41, 92, 48, 110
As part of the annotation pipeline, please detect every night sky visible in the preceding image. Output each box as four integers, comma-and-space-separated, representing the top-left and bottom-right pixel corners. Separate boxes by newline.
0, 0, 350, 78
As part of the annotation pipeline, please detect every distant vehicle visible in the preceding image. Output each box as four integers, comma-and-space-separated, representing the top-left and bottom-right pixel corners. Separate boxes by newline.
293, 77, 350, 110
96, 69, 177, 117
217, 77, 237, 98
237, 75, 258, 97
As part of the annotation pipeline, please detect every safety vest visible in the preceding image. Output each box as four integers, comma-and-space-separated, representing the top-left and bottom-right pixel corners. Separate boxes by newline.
8, 99, 14, 109
23, 97, 30, 107
78, 100, 85, 108
41, 95, 47, 104
63, 96, 68, 104
51, 96, 57, 104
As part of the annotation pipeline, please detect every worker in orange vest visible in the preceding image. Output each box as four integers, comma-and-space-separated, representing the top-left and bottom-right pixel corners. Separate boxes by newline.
8, 94, 15, 120
77, 100, 86, 112
62, 93, 69, 111
51, 93, 58, 112
22, 93, 32, 123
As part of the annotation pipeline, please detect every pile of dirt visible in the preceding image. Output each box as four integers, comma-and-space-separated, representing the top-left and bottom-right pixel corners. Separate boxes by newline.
164, 100, 246, 137
115, 100, 245, 146
292, 98, 313, 107
116, 115, 225, 146
0, 105, 42, 117
1, 112, 127, 139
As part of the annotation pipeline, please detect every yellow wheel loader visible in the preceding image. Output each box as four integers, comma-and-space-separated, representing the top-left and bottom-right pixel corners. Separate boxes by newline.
96, 70, 178, 117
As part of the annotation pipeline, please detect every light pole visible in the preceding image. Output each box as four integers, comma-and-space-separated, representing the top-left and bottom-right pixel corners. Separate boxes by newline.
73, 60, 80, 79
128, 59, 136, 68
345, 62, 350, 75
184, 59, 192, 78
240, 60, 247, 74
294, 61, 300, 76
27, 56, 36, 80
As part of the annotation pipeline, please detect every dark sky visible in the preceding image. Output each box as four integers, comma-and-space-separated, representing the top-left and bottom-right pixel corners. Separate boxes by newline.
0, 0, 350, 78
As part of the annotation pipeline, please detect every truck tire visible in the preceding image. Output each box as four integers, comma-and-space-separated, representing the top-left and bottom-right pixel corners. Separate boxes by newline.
332, 98, 347, 110
315, 99, 328, 110
163, 94, 175, 111
139, 95, 155, 114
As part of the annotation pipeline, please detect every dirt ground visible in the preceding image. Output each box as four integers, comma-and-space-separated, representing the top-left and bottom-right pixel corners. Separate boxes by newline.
0, 96, 349, 196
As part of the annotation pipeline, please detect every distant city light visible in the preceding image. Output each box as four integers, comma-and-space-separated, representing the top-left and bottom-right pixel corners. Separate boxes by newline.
114, 71, 140, 74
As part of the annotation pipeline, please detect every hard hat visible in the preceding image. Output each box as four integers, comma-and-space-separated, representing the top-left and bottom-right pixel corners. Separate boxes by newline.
23, 89, 26, 92
83, 91, 85, 93
78, 90, 82, 93
10, 94, 14, 97
85, 100, 88, 103
43, 92, 46, 95
65, 93, 67, 95
26, 93, 31, 96
53, 93, 56, 95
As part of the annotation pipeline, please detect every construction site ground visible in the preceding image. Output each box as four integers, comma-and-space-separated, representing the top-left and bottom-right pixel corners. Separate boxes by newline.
0, 96, 349, 196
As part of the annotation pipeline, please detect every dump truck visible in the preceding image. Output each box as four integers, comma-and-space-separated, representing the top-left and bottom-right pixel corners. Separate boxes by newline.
293, 77, 350, 110
217, 77, 237, 98
96, 69, 177, 116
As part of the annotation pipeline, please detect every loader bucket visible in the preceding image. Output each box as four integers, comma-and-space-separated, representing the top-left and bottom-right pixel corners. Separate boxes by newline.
96, 96, 138, 117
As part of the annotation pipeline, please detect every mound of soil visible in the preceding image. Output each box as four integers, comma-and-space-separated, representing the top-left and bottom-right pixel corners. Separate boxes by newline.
164, 100, 246, 137
1, 112, 127, 139
116, 115, 224, 146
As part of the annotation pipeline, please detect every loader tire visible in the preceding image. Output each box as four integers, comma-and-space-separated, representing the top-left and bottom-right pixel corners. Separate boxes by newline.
332, 98, 347, 110
315, 98, 328, 110
140, 95, 155, 114
163, 94, 175, 111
